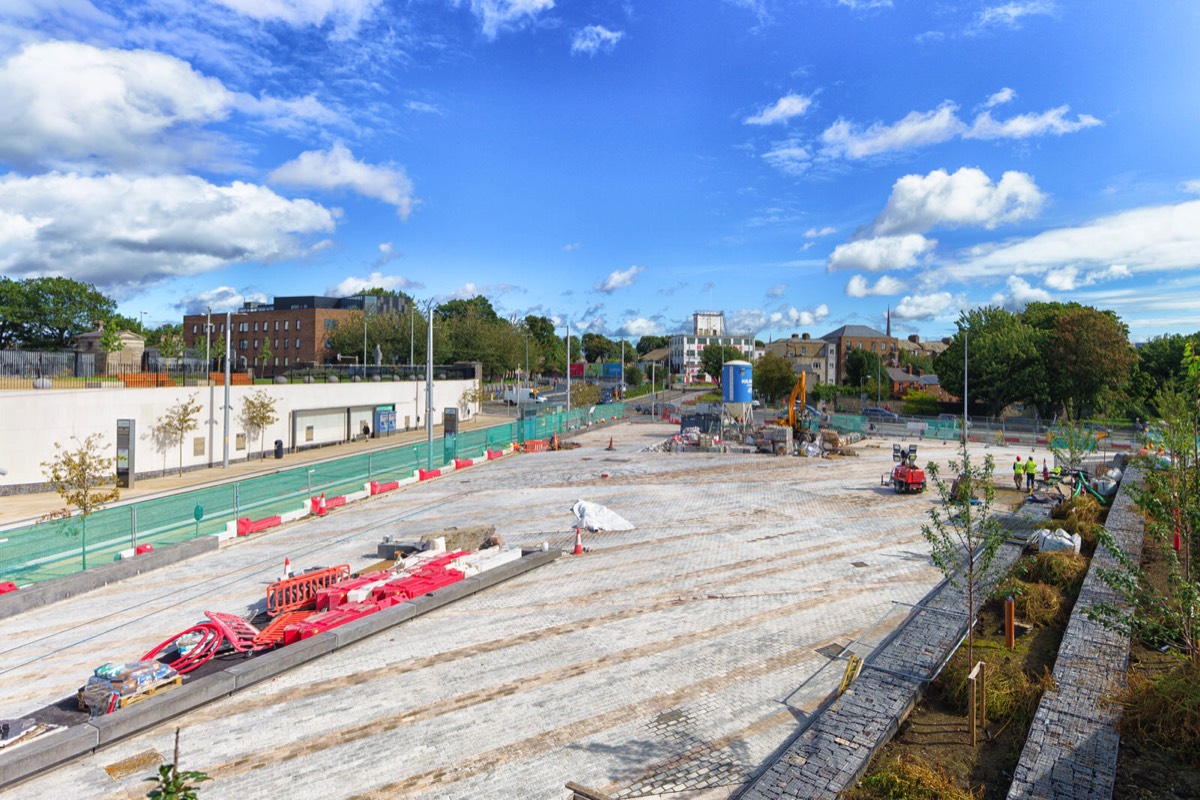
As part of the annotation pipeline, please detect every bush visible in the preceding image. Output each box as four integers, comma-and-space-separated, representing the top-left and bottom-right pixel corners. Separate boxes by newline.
936, 645, 1053, 725
845, 755, 979, 800
1013, 552, 1088, 596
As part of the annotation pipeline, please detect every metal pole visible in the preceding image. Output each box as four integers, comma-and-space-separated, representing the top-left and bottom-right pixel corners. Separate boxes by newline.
206, 308, 213, 468
362, 299, 367, 379
426, 301, 434, 469
963, 333, 969, 445
223, 311, 231, 468
620, 340, 625, 399
566, 320, 571, 422
130, 506, 137, 552
410, 299, 414, 367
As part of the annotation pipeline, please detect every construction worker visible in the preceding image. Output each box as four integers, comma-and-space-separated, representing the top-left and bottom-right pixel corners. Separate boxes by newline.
1013, 456, 1023, 490
550, 431, 559, 451
1024, 454, 1038, 491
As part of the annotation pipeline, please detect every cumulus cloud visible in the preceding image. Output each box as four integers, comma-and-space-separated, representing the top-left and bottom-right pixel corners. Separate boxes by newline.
616, 317, 663, 337
572, 25, 623, 55
176, 286, 270, 315
744, 93, 813, 126
827, 234, 935, 272
761, 139, 811, 176
594, 264, 644, 293
893, 292, 959, 320
1181, 180, 1200, 195
209, 0, 383, 38
443, 282, 520, 301
967, 106, 1101, 139
990, 275, 1051, 310
405, 101, 442, 115
0, 173, 335, 295
957, 200, 1200, 281
870, 167, 1044, 235
468, 0, 555, 39
845, 274, 905, 297
1043, 263, 1131, 291
326, 271, 419, 297
269, 143, 417, 219
822, 103, 965, 159
730, 303, 830, 335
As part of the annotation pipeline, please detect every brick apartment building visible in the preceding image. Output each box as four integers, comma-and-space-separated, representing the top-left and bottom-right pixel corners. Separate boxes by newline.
182, 294, 409, 369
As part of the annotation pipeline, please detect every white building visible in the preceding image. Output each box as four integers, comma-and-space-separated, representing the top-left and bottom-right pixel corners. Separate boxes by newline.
668, 311, 754, 383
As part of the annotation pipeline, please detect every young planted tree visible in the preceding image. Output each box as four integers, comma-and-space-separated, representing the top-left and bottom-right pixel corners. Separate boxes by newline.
146, 728, 210, 800
921, 450, 1005, 670
1048, 417, 1096, 476
156, 395, 204, 476
1091, 346, 1200, 666
240, 389, 279, 459
41, 434, 121, 570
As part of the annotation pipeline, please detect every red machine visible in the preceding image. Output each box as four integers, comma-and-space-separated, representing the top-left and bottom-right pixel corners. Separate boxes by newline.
889, 444, 926, 494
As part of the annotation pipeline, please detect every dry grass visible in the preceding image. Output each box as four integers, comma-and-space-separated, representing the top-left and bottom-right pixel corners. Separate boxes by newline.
936, 641, 1054, 726
990, 578, 1066, 628
1050, 495, 1104, 551
1012, 551, 1088, 595
845, 754, 981, 800
1116, 660, 1200, 766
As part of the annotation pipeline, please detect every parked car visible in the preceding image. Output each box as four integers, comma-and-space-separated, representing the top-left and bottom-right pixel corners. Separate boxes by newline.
937, 413, 971, 427
862, 407, 900, 422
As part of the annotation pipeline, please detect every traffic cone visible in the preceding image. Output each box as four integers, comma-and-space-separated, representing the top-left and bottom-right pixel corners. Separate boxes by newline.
573, 527, 584, 555
606, 437, 615, 451
318, 492, 327, 516
281, 557, 294, 580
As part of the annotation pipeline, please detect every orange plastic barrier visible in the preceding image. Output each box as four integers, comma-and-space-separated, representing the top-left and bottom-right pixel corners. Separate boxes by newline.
486, 450, 503, 460
419, 468, 441, 480
266, 564, 351, 617
237, 515, 282, 536
118, 373, 173, 387
454, 458, 473, 469
370, 480, 400, 494
253, 610, 314, 647
524, 440, 548, 452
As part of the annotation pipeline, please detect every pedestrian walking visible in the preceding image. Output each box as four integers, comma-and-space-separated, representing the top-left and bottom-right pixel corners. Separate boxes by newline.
1013, 456, 1023, 490
1024, 454, 1038, 491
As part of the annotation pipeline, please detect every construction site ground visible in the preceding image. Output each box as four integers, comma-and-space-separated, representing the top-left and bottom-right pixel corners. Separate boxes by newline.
0, 421, 1054, 800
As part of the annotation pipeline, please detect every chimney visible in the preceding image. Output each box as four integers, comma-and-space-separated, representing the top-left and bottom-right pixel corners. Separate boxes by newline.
907, 364, 913, 375
908, 334, 920, 343
801, 332, 810, 340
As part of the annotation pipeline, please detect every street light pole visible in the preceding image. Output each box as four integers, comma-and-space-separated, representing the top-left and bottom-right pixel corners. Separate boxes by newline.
425, 300, 435, 469
206, 307, 213, 468
223, 311, 231, 468
565, 320, 571, 421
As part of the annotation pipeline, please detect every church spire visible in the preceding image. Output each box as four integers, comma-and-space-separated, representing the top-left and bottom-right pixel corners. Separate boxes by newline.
886, 306, 891, 338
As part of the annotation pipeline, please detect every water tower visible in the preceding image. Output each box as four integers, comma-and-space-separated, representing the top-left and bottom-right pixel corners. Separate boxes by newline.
721, 360, 753, 424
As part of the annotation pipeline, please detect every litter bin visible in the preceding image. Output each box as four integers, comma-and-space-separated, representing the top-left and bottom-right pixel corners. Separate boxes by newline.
274, 439, 284, 459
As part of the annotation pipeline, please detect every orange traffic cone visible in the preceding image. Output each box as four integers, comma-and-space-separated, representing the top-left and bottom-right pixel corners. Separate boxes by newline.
281, 557, 294, 580
606, 437, 615, 451
318, 492, 327, 516
573, 527, 584, 555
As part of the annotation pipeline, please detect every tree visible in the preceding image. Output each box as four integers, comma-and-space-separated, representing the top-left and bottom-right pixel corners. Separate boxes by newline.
0, 278, 29, 349
569, 382, 601, 407
921, 450, 1005, 671
241, 390, 279, 459
20, 276, 117, 349
753, 352, 797, 403
257, 338, 272, 368
901, 389, 939, 416
581, 332, 619, 363
934, 307, 1047, 417
624, 364, 644, 387
156, 395, 204, 476
636, 335, 668, 356
41, 434, 120, 570
1022, 302, 1136, 419
698, 344, 742, 385
844, 348, 884, 393
899, 349, 934, 375
146, 728, 210, 800
99, 322, 125, 354
1091, 344, 1200, 666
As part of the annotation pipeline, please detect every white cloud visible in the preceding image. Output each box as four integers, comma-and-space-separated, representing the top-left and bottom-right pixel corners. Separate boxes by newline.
594, 264, 644, 293
845, 274, 905, 297
983, 87, 1016, 108
616, 317, 663, 337
326, 271, 419, 297
761, 139, 811, 176
176, 286, 270, 315
0, 172, 336, 295
822, 103, 965, 159
0, 41, 231, 171
731, 303, 829, 335
958, 200, 1200, 280
572, 25, 623, 55
1043, 263, 1131, 291
562, 242, 582, 251
827, 234, 935, 272
1182, 180, 1200, 195
767, 284, 786, 298
805, 226, 836, 238
967, 106, 1101, 139
443, 282, 520, 301
990, 275, 1051, 310
405, 101, 443, 115
269, 143, 417, 219
468, 0, 555, 39
209, 0, 383, 38
973, 1, 1056, 31
744, 93, 813, 126
838, 0, 893, 8
870, 167, 1044, 235
893, 292, 959, 320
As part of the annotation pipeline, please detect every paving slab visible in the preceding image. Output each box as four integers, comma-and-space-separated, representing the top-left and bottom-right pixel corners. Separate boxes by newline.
0, 424, 1046, 799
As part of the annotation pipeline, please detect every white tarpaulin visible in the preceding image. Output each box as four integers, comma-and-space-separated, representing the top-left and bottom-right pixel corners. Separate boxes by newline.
1034, 528, 1081, 554
571, 500, 635, 532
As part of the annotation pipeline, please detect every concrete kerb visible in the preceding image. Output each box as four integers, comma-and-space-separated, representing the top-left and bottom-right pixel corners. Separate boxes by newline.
0, 535, 219, 620
0, 548, 563, 792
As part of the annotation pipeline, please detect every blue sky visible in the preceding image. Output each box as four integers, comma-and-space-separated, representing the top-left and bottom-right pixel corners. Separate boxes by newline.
1, 0, 1198, 344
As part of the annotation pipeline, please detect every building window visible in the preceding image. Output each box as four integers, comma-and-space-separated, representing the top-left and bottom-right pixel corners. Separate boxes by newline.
323, 338, 331, 348
273, 357, 279, 366
283, 339, 288, 350
295, 338, 300, 349
284, 320, 289, 331
324, 319, 337, 330
191, 324, 197, 333
274, 338, 279, 349
239, 322, 248, 332
284, 357, 289, 366
219, 323, 225, 332
239, 339, 247, 349
254, 322, 259, 332
253, 339, 258, 349
295, 320, 301, 331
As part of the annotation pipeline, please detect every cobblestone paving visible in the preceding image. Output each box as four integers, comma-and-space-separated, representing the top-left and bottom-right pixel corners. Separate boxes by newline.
1006, 466, 1143, 800
1, 430, 1035, 800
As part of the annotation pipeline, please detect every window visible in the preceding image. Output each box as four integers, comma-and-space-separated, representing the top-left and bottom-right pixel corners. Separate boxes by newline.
284, 320, 289, 331
253, 339, 258, 349
284, 357, 289, 366
254, 322, 259, 332
191, 324, 197, 333
239, 322, 248, 332
219, 323, 225, 332
295, 338, 300, 349
295, 320, 301, 331
323, 338, 331, 348
274, 338, 279, 349
283, 339, 288, 350
239, 339, 247, 349
324, 319, 337, 330
273, 357, 279, 366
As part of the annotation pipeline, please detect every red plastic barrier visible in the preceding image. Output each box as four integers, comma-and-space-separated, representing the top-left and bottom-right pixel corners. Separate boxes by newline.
419, 468, 441, 481
324, 495, 347, 511
454, 458, 473, 469
253, 610, 314, 648
486, 450, 503, 460
0, 582, 17, 594
282, 601, 381, 645
237, 516, 282, 536
135, 544, 154, 555
370, 480, 400, 495
140, 623, 223, 675
204, 611, 266, 654
315, 571, 389, 612
267, 564, 351, 616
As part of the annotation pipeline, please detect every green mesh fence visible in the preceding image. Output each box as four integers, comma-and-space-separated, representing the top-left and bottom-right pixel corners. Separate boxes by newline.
0, 408, 625, 586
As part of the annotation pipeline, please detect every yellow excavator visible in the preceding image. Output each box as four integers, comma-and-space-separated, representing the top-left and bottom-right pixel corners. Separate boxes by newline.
775, 372, 808, 433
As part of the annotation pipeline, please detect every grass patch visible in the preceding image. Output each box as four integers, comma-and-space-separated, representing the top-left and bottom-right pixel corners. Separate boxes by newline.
1011, 551, 1088, 594
1117, 658, 1200, 766
846, 754, 980, 800
1050, 495, 1104, 552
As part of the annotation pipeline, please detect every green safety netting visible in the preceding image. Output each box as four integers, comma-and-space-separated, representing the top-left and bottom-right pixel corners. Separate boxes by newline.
0, 406, 625, 585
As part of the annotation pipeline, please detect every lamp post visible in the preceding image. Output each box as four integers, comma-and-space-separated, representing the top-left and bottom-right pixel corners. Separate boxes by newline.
362, 298, 368, 379
223, 311, 231, 468
425, 299, 436, 469
565, 320, 571, 421
206, 307, 214, 468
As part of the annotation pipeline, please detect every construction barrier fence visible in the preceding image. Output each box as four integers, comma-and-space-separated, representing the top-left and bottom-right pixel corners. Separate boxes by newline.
0, 403, 624, 586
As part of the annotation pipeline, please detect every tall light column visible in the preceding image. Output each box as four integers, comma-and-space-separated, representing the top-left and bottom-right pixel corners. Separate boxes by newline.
206, 308, 213, 468
565, 320, 571, 420
222, 311, 231, 468
425, 300, 435, 469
